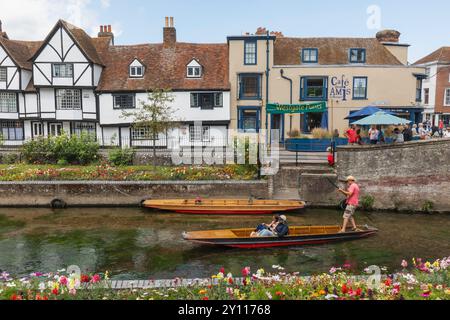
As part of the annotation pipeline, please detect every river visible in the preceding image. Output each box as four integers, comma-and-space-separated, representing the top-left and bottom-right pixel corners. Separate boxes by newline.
0, 208, 449, 280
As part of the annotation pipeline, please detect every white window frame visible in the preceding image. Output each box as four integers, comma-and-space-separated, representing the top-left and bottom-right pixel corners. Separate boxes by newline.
130, 66, 144, 78
189, 125, 210, 142
187, 66, 202, 78
53, 63, 73, 78
444, 88, 450, 106
32, 122, 43, 137
0, 92, 18, 113
55, 89, 82, 110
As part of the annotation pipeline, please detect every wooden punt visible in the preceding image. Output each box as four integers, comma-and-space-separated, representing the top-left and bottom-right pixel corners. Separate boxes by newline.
142, 199, 306, 215
182, 225, 378, 248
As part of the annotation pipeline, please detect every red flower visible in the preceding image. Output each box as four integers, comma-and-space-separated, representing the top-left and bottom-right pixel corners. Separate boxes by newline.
385, 278, 392, 287
228, 278, 234, 285
10, 294, 20, 300
219, 267, 225, 274
242, 267, 250, 277
341, 284, 348, 294
52, 288, 58, 295
80, 274, 90, 283
91, 274, 101, 283
356, 288, 362, 297
202, 297, 209, 301
275, 291, 283, 296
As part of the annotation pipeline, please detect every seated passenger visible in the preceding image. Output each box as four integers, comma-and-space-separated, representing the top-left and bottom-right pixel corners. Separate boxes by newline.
250, 215, 279, 237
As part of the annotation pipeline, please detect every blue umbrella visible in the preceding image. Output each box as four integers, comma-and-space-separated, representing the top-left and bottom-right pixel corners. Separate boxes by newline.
352, 112, 411, 126
345, 106, 395, 120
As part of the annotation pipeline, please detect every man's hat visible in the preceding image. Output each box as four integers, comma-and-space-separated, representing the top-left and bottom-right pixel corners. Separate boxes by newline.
279, 215, 287, 222
346, 176, 356, 182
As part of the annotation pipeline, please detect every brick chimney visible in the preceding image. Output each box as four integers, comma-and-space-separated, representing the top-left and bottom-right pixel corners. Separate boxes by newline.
163, 17, 176, 47
376, 29, 401, 43
98, 24, 114, 45
0, 20, 8, 39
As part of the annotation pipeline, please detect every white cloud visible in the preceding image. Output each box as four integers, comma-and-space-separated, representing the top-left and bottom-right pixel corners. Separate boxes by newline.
0, 0, 115, 40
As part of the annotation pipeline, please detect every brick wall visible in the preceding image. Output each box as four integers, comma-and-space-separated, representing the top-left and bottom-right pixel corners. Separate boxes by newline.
435, 65, 450, 114
336, 139, 450, 212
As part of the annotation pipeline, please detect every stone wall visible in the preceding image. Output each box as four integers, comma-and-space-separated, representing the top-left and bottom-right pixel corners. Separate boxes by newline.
0, 181, 268, 207
336, 139, 450, 212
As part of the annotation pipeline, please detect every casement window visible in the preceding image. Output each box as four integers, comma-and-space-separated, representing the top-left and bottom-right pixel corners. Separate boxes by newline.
0, 68, 6, 82
190, 92, 223, 109
187, 66, 202, 78
0, 121, 23, 140
130, 66, 144, 78
131, 126, 153, 140
302, 48, 318, 63
0, 92, 18, 112
416, 78, 423, 102
113, 94, 135, 109
56, 89, 82, 110
32, 122, 43, 137
300, 77, 328, 101
72, 122, 96, 136
189, 125, 210, 142
244, 40, 257, 65
53, 64, 73, 78
353, 77, 368, 100
238, 107, 260, 133
238, 74, 262, 100
424, 88, 430, 105
349, 48, 366, 63
445, 88, 450, 106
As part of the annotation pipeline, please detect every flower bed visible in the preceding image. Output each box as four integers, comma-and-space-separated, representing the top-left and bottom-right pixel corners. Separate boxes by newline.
0, 164, 258, 182
1, 257, 448, 300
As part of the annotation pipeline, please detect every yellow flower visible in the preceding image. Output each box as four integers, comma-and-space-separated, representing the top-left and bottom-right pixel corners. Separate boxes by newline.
319, 290, 326, 296
445, 289, 450, 295
198, 289, 207, 295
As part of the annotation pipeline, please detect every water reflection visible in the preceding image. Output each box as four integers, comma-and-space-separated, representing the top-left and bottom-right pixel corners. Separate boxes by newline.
0, 208, 448, 279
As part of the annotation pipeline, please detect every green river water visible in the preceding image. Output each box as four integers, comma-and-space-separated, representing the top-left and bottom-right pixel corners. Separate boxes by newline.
0, 208, 449, 280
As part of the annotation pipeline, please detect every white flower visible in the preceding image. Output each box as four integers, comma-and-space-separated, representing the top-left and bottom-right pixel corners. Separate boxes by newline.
266, 292, 273, 299
39, 282, 46, 291
6, 282, 16, 288
57, 269, 66, 273
325, 294, 339, 300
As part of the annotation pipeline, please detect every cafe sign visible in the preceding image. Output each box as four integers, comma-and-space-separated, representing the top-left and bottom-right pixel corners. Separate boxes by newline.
330, 75, 351, 101
267, 102, 327, 114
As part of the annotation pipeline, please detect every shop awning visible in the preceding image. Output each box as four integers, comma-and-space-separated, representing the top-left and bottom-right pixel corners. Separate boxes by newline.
267, 102, 327, 114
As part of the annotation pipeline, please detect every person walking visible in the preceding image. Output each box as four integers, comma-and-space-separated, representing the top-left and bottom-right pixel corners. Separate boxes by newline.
338, 176, 361, 233
439, 119, 444, 138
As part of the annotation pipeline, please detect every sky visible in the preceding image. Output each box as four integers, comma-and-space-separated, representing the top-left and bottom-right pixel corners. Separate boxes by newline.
0, 0, 448, 63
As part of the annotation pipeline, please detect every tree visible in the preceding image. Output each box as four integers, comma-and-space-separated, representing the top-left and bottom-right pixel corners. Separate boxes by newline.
121, 89, 178, 165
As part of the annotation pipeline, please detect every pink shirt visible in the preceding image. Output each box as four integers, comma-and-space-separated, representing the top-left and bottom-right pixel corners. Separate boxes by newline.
347, 183, 360, 206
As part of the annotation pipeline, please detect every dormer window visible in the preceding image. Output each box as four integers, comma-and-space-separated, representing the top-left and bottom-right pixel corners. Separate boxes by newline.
302, 48, 318, 63
187, 59, 202, 78
129, 59, 145, 78
349, 48, 366, 63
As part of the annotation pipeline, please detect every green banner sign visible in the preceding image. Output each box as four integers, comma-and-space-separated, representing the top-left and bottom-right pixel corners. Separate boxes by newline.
267, 102, 327, 114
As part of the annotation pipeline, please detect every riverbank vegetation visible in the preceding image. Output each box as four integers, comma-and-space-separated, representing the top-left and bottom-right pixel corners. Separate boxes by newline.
1, 257, 448, 300
0, 164, 258, 181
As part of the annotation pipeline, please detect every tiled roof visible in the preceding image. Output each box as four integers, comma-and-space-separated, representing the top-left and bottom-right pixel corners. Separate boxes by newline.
0, 37, 42, 70
274, 37, 403, 65
96, 42, 230, 92
414, 47, 450, 65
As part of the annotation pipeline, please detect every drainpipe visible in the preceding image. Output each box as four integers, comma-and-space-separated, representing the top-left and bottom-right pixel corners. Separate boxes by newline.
280, 69, 293, 132
265, 31, 270, 141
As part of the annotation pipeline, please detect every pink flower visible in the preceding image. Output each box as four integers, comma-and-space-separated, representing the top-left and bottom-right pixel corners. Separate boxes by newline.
421, 291, 431, 298
401, 260, 408, 268
242, 267, 250, 277
59, 276, 68, 286
219, 267, 225, 274
343, 263, 352, 269
91, 274, 101, 283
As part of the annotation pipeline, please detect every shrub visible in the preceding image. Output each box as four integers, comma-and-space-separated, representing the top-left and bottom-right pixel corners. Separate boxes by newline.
422, 200, 434, 213
2, 153, 19, 164
311, 128, 332, 139
108, 147, 135, 166
21, 133, 100, 165
287, 129, 301, 138
360, 195, 375, 211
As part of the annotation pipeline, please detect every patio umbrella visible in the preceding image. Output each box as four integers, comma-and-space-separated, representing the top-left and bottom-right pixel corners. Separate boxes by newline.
345, 106, 395, 120
352, 112, 411, 126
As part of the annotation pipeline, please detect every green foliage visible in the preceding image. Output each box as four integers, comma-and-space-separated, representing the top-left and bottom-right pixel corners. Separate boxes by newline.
108, 148, 136, 166
1, 153, 19, 164
422, 200, 434, 213
21, 133, 100, 165
360, 195, 375, 211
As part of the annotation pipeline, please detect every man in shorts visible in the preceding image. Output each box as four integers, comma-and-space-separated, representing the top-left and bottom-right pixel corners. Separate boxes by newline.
338, 176, 361, 233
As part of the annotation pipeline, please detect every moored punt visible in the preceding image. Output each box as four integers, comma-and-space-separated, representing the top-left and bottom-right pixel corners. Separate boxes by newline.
142, 199, 306, 215
182, 225, 378, 248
